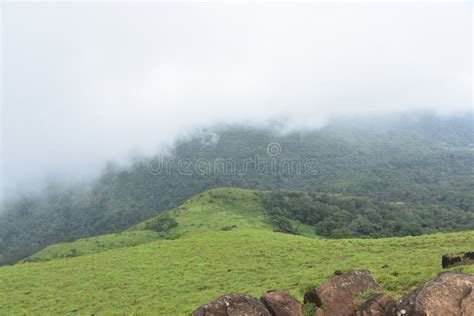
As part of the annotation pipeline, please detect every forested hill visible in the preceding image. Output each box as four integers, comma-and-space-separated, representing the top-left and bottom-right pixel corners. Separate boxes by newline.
1, 112, 473, 264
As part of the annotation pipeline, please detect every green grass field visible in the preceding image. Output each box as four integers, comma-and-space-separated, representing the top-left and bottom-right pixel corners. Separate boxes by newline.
1, 188, 473, 315
23, 230, 164, 263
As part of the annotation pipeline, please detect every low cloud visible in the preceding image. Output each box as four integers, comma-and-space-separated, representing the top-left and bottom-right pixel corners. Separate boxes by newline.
1, 2, 472, 198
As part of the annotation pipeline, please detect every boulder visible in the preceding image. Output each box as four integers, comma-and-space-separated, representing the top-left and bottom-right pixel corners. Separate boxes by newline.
192, 293, 271, 316
304, 270, 383, 316
386, 272, 474, 316
462, 292, 474, 315
355, 294, 395, 316
260, 291, 304, 316
442, 252, 474, 269
464, 252, 474, 260
442, 254, 462, 269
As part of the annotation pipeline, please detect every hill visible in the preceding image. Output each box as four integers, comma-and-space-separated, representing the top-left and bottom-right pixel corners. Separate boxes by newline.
1, 112, 473, 264
2, 188, 473, 314
23, 188, 317, 262
23, 187, 474, 263
2, 229, 474, 314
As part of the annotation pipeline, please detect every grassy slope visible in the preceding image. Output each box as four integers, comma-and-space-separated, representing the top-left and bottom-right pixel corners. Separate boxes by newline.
1, 229, 474, 315
25, 188, 316, 262
23, 230, 164, 263
6, 188, 474, 314
132, 187, 274, 234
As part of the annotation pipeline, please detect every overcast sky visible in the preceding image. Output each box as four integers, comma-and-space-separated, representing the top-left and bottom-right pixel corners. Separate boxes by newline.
1, 1, 472, 198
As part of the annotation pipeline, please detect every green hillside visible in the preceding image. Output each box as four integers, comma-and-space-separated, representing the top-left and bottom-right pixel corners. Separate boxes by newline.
26, 186, 474, 264
22, 230, 164, 263
2, 113, 473, 265
24, 188, 317, 262
2, 188, 474, 315
131, 187, 273, 233
2, 229, 474, 315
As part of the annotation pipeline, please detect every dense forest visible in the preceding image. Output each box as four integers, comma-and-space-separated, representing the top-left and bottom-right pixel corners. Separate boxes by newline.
1, 112, 473, 264
264, 191, 474, 238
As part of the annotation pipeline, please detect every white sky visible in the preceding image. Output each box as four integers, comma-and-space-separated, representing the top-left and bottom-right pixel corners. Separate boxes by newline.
1, 1, 473, 198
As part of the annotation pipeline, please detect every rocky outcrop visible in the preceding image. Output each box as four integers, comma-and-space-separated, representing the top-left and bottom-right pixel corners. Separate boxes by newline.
304, 270, 383, 316
465, 252, 474, 260
260, 291, 304, 316
191, 271, 474, 316
386, 272, 474, 316
442, 252, 474, 269
442, 254, 462, 269
355, 294, 395, 316
192, 293, 271, 316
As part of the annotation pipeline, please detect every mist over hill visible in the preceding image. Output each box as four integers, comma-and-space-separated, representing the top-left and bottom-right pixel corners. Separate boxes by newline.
0, 112, 473, 265
3, 3, 474, 315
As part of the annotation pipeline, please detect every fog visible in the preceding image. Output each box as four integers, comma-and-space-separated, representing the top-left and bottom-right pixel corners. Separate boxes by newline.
1, 2, 472, 199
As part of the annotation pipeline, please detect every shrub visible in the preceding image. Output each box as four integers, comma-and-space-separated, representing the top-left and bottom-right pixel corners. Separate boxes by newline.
145, 214, 178, 232
304, 303, 317, 316
355, 289, 380, 308
272, 216, 300, 235
330, 227, 354, 239
221, 225, 237, 231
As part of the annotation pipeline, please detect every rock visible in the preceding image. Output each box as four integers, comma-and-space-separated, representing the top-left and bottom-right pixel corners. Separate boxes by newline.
464, 252, 474, 267
464, 252, 474, 260
442, 254, 462, 269
304, 270, 383, 316
356, 294, 395, 316
386, 272, 474, 316
461, 292, 474, 315
442, 252, 474, 269
192, 293, 271, 316
260, 291, 304, 316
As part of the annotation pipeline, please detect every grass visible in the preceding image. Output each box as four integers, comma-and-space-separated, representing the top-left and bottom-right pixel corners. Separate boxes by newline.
133, 187, 319, 239
23, 230, 164, 263
3, 187, 474, 314
355, 289, 380, 308
26, 188, 317, 263
133, 188, 275, 235
1, 229, 474, 314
